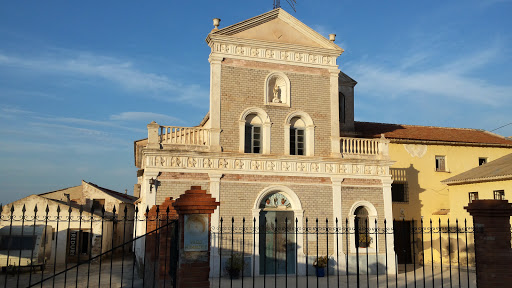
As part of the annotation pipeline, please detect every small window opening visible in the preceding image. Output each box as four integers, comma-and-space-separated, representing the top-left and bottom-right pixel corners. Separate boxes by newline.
469, 192, 479, 203
494, 190, 505, 200
478, 158, 487, 166
435, 156, 446, 172
391, 182, 408, 202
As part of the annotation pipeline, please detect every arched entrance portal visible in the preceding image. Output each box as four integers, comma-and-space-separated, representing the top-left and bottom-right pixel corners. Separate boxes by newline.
258, 192, 296, 275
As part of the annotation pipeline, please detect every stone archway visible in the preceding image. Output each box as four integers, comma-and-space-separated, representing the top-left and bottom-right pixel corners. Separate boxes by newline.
252, 186, 305, 275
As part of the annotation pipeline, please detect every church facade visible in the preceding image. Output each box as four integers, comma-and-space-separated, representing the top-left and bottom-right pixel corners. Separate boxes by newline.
134, 9, 396, 276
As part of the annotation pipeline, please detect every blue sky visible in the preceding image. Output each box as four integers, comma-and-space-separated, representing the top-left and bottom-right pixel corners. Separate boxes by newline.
1, 1, 511, 204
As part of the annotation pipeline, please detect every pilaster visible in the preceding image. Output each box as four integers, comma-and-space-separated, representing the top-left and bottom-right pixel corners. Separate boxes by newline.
209, 55, 223, 152
329, 69, 341, 157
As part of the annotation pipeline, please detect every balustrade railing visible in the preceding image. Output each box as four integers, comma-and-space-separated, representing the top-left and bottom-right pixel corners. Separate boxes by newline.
159, 126, 210, 146
341, 137, 388, 157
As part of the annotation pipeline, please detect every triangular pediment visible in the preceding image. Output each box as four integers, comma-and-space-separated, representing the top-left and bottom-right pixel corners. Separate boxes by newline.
211, 9, 342, 51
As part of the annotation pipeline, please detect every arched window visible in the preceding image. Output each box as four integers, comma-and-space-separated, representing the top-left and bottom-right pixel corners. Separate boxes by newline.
265, 72, 291, 107
239, 108, 271, 154
354, 206, 370, 248
348, 201, 378, 253
245, 114, 262, 153
284, 111, 315, 156
289, 117, 305, 155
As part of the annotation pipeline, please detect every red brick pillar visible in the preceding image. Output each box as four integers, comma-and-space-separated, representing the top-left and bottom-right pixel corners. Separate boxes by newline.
465, 200, 512, 288
145, 197, 179, 285
173, 186, 220, 288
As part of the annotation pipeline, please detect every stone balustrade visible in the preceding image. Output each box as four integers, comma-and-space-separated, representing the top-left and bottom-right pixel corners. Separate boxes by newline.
341, 136, 389, 159
159, 126, 210, 146
147, 121, 389, 160
146, 121, 210, 149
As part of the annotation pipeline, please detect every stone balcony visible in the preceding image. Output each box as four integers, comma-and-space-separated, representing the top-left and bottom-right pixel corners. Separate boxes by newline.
145, 121, 389, 160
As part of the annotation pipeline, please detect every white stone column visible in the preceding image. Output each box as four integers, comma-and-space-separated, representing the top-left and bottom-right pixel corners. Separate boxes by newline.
382, 178, 397, 273
329, 69, 341, 157
209, 55, 223, 152
208, 172, 223, 277
331, 176, 345, 273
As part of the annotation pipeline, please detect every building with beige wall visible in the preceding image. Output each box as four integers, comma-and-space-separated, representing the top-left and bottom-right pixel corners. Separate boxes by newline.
0, 180, 136, 265
134, 9, 396, 276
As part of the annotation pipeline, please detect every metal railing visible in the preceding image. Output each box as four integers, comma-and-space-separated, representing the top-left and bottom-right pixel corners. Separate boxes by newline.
0, 204, 178, 288
210, 217, 480, 288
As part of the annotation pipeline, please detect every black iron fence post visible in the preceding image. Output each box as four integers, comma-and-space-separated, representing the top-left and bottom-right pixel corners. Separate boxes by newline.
52, 205, 61, 288
16, 204, 26, 288
28, 205, 38, 287
132, 206, 139, 288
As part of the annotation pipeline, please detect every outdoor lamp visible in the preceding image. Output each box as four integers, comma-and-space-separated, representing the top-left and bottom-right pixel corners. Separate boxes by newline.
149, 178, 156, 193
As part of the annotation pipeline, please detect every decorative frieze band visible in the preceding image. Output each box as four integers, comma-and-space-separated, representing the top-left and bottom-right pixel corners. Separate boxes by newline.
211, 42, 337, 67
146, 155, 389, 177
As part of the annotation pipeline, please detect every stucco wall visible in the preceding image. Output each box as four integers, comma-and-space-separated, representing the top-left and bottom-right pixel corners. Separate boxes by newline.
388, 143, 512, 220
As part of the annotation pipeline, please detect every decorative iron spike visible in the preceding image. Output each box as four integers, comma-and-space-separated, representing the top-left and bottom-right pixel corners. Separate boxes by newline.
56, 205, 61, 213
145, 206, 149, 213
232, 217, 234, 223
90, 205, 94, 213
68, 206, 72, 213
124, 205, 128, 213
79, 205, 83, 213
135, 206, 139, 213
113, 206, 117, 213
45, 204, 49, 213
155, 205, 159, 213
101, 205, 105, 215
166, 206, 170, 213
10, 205, 14, 212
34, 204, 38, 213
22, 204, 26, 213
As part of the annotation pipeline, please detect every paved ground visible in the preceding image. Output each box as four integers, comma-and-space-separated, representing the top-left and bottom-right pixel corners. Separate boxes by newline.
210, 265, 477, 288
1, 262, 476, 287
1, 258, 145, 288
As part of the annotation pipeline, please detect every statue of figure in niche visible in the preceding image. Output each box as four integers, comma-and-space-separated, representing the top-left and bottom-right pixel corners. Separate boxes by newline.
272, 82, 281, 103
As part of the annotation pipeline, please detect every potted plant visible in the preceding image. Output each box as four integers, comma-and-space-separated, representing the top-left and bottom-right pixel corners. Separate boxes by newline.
225, 253, 245, 279
313, 256, 328, 277
358, 234, 373, 248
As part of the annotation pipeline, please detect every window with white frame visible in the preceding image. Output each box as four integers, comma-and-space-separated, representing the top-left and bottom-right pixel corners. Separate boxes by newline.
435, 155, 446, 172
239, 108, 271, 155
468, 192, 478, 203
244, 114, 262, 154
289, 117, 305, 155
494, 190, 505, 200
284, 111, 315, 156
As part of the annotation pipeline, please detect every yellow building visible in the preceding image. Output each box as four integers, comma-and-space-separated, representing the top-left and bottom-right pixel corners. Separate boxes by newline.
443, 152, 512, 225
352, 122, 512, 263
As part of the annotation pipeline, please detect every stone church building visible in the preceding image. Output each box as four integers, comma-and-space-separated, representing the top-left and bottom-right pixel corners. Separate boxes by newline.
134, 8, 395, 276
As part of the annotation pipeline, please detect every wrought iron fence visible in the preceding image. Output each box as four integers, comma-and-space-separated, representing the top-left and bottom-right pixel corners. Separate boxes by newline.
0, 204, 178, 288
210, 217, 480, 288
1, 202, 508, 288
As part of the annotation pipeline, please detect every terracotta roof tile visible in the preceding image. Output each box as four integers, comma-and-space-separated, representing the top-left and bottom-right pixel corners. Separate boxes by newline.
354, 121, 512, 146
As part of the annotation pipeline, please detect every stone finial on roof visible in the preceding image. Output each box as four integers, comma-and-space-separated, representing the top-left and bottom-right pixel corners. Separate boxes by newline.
329, 34, 336, 42
213, 18, 221, 30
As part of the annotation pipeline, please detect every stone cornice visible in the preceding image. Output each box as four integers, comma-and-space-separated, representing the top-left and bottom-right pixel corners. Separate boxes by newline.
142, 150, 392, 178
207, 35, 340, 69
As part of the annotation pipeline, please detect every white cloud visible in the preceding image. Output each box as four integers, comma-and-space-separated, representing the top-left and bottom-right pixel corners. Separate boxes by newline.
110, 112, 182, 125
346, 44, 512, 106
0, 51, 209, 105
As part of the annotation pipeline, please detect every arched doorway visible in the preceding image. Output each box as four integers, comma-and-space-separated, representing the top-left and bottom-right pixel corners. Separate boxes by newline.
258, 192, 296, 275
